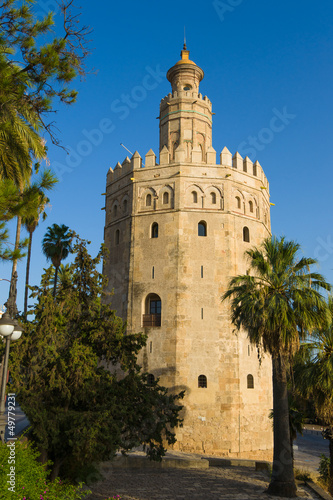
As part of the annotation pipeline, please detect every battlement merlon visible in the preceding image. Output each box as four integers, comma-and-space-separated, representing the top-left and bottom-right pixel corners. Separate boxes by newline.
106, 147, 269, 195
160, 93, 212, 111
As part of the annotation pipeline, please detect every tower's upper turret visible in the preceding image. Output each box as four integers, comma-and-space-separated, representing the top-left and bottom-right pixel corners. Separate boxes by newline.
160, 46, 213, 163
166, 44, 204, 94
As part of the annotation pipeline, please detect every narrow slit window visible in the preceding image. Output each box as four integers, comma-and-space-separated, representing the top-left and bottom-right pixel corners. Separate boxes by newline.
236, 196, 241, 209
247, 374, 254, 389
211, 192, 216, 204
163, 192, 169, 204
249, 201, 254, 213
152, 266, 155, 279
192, 191, 198, 203
201, 308, 203, 319
146, 194, 152, 207
151, 223, 158, 238
115, 229, 120, 245
113, 205, 118, 217
201, 266, 203, 278
198, 221, 207, 237
123, 199, 128, 212
198, 375, 207, 388
243, 226, 250, 242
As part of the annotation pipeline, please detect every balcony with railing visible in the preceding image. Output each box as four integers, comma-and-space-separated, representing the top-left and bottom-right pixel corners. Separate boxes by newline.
142, 314, 161, 327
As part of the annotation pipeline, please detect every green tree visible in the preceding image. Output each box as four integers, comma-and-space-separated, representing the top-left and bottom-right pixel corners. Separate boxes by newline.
0, 175, 54, 262
0, 0, 91, 146
9, 239, 184, 480
23, 169, 57, 316
294, 298, 333, 494
42, 223, 73, 297
222, 236, 330, 498
0, 52, 46, 186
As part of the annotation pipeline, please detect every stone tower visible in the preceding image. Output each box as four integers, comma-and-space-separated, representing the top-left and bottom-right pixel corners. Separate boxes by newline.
103, 46, 273, 459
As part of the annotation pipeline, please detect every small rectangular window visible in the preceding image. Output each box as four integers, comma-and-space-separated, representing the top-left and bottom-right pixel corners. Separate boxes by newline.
201, 308, 203, 319
201, 266, 203, 278
152, 266, 155, 279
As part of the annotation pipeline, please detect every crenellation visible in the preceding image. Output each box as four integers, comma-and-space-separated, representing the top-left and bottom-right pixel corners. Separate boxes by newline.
131, 151, 142, 169
243, 156, 253, 174
113, 162, 122, 179
175, 144, 186, 162
159, 145, 170, 165
106, 166, 114, 184
145, 149, 157, 168
121, 156, 132, 175
220, 147, 232, 167
233, 152, 243, 169
191, 145, 202, 163
206, 146, 216, 164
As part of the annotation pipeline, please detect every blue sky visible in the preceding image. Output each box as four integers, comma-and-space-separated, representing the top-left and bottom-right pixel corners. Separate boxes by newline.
1, 0, 333, 310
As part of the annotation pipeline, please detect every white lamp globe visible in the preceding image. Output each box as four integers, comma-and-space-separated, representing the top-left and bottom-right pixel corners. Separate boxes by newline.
0, 311, 15, 337
11, 322, 23, 341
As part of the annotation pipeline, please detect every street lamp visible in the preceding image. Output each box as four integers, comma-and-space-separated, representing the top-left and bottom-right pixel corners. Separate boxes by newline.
0, 272, 23, 442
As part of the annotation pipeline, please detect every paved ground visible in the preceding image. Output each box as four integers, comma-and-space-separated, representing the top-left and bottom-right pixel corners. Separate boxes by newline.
86, 464, 322, 500
294, 431, 330, 475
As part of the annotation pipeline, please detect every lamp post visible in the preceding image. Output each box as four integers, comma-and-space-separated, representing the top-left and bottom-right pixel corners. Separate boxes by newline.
0, 272, 23, 442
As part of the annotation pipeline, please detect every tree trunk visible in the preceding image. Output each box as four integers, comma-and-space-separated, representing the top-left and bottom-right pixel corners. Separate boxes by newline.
329, 435, 333, 495
50, 457, 63, 481
11, 215, 22, 279
24, 231, 33, 317
266, 353, 297, 497
53, 265, 59, 297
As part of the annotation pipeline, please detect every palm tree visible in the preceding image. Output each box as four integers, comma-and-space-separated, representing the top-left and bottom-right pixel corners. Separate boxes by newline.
42, 224, 73, 297
222, 236, 330, 498
23, 170, 57, 315
294, 299, 333, 494
0, 53, 46, 186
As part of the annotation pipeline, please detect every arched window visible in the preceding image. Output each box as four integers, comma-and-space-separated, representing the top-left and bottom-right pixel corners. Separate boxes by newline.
236, 196, 241, 209
192, 191, 198, 203
198, 375, 207, 388
249, 201, 254, 213
198, 221, 207, 237
172, 141, 178, 160
163, 192, 169, 204
113, 205, 118, 217
147, 374, 155, 386
151, 222, 158, 238
247, 374, 254, 389
123, 199, 128, 213
211, 192, 216, 204
146, 194, 152, 207
143, 293, 161, 327
115, 229, 120, 245
243, 226, 250, 242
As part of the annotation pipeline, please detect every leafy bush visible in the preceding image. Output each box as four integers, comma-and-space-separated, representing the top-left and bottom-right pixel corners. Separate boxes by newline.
0, 439, 90, 499
318, 454, 331, 486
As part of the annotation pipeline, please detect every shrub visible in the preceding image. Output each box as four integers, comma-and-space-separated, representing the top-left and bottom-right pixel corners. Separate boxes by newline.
0, 439, 90, 499
318, 454, 331, 486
